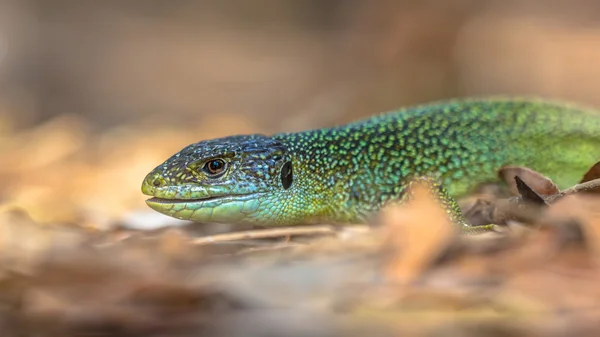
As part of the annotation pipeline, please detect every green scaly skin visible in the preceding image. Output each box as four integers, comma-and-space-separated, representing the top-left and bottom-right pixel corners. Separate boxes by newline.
141, 97, 600, 233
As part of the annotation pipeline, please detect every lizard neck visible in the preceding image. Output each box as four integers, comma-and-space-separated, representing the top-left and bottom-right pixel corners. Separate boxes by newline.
273, 123, 416, 224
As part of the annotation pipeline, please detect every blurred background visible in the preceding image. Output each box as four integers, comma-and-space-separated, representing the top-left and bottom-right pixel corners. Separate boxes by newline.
2, 0, 600, 228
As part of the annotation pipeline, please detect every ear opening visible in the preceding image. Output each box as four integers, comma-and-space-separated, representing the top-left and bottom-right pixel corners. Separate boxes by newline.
280, 161, 293, 190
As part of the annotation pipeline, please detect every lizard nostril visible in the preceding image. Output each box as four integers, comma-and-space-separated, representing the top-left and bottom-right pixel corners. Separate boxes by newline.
152, 176, 165, 187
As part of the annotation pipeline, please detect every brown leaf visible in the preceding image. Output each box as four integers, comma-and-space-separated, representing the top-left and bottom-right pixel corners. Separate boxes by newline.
514, 176, 547, 205
579, 162, 600, 194
380, 178, 460, 284
544, 193, 600, 265
0, 207, 89, 274
498, 166, 559, 196
581, 161, 600, 183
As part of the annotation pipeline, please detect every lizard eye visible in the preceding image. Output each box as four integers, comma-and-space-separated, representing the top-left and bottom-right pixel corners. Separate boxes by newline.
202, 159, 227, 176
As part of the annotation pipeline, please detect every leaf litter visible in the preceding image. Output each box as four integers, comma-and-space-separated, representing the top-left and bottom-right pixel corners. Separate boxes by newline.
1, 116, 600, 336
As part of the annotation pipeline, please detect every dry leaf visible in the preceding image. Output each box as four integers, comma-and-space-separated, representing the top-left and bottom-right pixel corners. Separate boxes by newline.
498, 166, 559, 197
544, 194, 600, 265
580, 161, 600, 184
380, 178, 460, 284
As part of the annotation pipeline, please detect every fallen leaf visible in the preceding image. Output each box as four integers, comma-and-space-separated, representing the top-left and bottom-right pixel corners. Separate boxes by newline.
380, 178, 460, 284
544, 194, 600, 265
579, 161, 600, 194
498, 166, 559, 197
514, 176, 547, 205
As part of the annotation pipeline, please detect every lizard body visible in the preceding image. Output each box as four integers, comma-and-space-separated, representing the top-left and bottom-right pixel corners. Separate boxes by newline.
141, 98, 600, 232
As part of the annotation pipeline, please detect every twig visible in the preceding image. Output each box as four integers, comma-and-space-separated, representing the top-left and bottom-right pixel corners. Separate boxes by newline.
546, 177, 600, 203
191, 225, 338, 245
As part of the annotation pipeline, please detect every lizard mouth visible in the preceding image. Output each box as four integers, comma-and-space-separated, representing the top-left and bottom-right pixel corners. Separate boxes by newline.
146, 192, 261, 205
146, 196, 224, 204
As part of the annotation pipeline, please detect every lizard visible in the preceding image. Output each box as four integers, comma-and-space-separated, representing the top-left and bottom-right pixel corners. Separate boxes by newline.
141, 97, 600, 234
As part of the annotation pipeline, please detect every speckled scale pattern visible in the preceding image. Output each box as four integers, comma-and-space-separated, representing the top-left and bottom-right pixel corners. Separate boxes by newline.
142, 98, 600, 227
272, 98, 600, 223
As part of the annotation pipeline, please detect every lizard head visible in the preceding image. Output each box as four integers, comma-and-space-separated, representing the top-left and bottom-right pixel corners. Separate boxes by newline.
141, 134, 296, 225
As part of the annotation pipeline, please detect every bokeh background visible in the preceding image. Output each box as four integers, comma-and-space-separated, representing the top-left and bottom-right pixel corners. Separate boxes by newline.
2, 0, 600, 229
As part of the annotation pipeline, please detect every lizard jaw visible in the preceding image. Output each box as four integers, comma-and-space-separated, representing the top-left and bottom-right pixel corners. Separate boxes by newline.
144, 193, 264, 224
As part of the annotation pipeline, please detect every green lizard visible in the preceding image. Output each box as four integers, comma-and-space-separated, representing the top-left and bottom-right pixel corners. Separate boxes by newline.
141, 98, 600, 233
